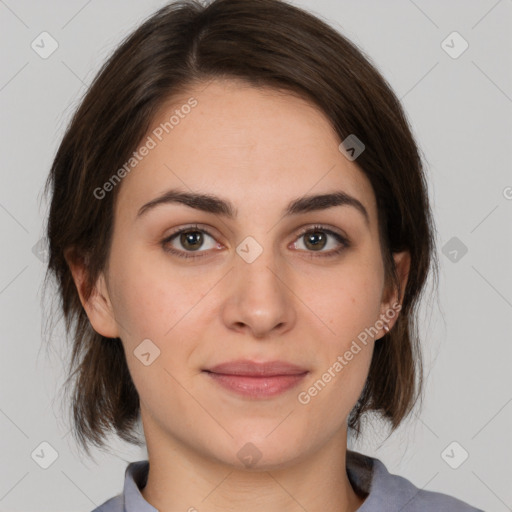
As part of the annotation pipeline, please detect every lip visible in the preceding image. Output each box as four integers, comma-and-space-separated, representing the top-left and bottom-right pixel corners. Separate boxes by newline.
202, 359, 309, 399
205, 359, 308, 376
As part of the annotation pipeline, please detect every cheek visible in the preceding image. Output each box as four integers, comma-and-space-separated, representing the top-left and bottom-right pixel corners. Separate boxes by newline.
108, 249, 198, 339
111, 261, 200, 409
305, 265, 384, 343
107, 251, 211, 390
300, 272, 380, 412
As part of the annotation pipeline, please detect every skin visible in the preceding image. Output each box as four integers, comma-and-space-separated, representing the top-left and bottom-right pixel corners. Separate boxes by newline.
68, 78, 410, 512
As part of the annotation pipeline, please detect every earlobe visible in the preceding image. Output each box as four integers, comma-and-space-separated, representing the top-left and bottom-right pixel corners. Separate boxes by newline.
64, 248, 120, 339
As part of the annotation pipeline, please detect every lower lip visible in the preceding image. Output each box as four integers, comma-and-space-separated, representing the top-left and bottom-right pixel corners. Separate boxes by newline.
204, 371, 308, 398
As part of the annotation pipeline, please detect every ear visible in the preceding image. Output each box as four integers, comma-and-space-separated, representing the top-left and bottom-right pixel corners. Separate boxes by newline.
378, 250, 410, 337
64, 248, 120, 339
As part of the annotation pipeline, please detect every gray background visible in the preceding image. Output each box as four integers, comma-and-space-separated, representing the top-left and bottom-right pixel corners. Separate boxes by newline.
1, 0, 511, 511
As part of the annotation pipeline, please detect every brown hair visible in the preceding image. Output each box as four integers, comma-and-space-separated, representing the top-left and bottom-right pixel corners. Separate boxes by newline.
43, 0, 439, 458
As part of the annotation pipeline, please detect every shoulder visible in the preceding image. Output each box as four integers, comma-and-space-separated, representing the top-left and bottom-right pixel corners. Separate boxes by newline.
369, 457, 484, 511
347, 451, 484, 512
401, 486, 484, 511
90, 493, 123, 512
375, 461, 483, 512
88, 460, 151, 512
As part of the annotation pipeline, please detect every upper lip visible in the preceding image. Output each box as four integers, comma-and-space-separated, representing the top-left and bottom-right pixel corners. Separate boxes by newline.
203, 359, 309, 376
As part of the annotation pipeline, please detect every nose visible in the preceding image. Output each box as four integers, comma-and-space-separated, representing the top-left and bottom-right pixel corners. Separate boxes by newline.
220, 244, 296, 339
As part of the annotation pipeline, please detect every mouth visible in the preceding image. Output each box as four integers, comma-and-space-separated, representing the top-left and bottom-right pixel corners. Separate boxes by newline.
202, 359, 309, 399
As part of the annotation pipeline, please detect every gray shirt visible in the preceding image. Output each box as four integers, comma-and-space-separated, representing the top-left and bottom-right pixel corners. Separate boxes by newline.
91, 450, 484, 511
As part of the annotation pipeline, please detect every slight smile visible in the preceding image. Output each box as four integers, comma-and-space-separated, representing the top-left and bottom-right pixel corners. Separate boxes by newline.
202, 359, 310, 399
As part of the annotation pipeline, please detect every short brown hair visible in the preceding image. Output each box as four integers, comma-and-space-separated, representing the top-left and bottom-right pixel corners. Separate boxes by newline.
43, 0, 439, 458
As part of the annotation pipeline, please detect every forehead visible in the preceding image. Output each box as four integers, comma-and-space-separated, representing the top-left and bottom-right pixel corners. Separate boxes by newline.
114, 79, 378, 226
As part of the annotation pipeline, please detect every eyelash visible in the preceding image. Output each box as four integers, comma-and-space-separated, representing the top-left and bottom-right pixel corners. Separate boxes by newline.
161, 224, 350, 260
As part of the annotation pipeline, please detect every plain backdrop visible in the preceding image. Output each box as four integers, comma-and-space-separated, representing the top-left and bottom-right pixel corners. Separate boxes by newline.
0, 0, 511, 511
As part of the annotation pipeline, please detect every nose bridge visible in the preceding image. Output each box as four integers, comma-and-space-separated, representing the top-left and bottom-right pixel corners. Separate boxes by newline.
235, 232, 284, 297
221, 233, 295, 336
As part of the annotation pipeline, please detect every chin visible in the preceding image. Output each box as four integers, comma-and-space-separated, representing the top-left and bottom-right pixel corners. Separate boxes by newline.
206, 428, 307, 471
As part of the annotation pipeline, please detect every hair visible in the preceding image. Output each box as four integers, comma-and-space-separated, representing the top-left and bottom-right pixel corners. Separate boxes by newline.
42, 0, 439, 458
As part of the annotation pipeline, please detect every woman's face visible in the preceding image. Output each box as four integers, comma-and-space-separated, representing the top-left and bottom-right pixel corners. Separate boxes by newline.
78, 79, 408, 469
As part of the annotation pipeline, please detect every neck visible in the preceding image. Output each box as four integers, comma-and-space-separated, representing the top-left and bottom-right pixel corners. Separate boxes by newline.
140, 428, 365, 512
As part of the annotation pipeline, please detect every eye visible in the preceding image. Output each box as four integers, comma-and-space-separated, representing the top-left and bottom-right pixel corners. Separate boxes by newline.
161, 223, 350, 260
291, 224, 350, 258
161, 224, 219, 260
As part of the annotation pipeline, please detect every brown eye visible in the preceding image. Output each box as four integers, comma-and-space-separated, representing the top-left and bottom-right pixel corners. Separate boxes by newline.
303, 230, 328, 251
292, 225, 350, 257
179, 230, 205, 251
161, 225, 219, 259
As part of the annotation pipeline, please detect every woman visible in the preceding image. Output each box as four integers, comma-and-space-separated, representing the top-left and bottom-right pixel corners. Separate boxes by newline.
43, 0, 483, 510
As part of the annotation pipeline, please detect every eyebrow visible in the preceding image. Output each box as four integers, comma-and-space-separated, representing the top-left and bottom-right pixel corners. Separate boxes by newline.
136, 188, 369, 226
